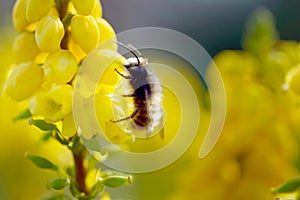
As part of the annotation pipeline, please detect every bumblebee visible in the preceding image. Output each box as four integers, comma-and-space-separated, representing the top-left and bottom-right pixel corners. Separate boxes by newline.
111, 43, 164, 138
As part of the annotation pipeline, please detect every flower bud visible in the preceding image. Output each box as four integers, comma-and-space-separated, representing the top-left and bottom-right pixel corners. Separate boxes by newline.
85, 49, 125, 83
26, 0, 53, 23
72, 0, 96, 15
67, 1, 77, 13
62, 113, 76, 137
43, 49, 78, 84
29, 84, 73, 122
13, 32, 40, 63
68, 37, 87, 61
12, 0, 30, 31
71, 15, 100, 53
4, 62, 43, 101
35, 15, 64, 52
91, 0, 102, 18
96, 18, 117, 51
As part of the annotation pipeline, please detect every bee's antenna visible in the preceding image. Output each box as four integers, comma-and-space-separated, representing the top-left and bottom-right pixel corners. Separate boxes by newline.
117, 41, 140, 66
127, 43, 142, 57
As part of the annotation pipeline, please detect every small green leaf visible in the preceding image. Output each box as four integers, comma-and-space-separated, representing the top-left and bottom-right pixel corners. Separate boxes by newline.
272, 177, 300, 193
50, 178, 70, 190
28, 119, 59, 132
13, 109, 32, 122
101, 175, 132, 188
25, 152, 58, 171
88, 181, 104, 199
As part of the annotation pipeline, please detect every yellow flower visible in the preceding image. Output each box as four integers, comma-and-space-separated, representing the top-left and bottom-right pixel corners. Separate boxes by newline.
35, 15, 64, 52
62, 112, 76, 137
43, 49, 78, 84
4, 62, 43, 101
96, 18, 117, 51
13, 32, 40, 63
29, 84, 73, 122
71, 15, 100, 53
12, 0, 30, 31
72, 0, 96, 15
26, 0, 53, 23
91, 0, 103, 18
68, 37, 87, 61
83, 49, 126, 83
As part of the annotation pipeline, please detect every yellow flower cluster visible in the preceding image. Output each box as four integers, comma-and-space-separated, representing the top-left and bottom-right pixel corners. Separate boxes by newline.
5, 0, 117, 131
168, 8, 300, 200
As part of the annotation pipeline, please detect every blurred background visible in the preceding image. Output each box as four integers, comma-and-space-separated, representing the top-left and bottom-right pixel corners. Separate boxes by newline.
1, 0, 300, 199
2, 0, 300, 55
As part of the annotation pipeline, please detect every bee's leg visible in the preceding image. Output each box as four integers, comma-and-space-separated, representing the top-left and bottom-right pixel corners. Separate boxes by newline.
114, 68, 132, 79
110, 107, 140, 123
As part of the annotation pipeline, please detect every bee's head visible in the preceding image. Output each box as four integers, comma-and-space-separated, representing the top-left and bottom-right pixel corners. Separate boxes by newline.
117, 42, 147, 69
124, 57, 148, 69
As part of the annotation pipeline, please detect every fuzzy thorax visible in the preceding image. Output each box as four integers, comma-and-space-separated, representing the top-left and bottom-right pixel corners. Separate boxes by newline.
124, 57, 148, 68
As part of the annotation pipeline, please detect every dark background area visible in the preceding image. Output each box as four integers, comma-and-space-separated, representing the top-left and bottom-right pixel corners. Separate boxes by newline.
1, 0, 300, 56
